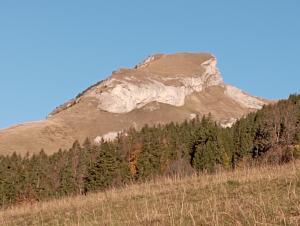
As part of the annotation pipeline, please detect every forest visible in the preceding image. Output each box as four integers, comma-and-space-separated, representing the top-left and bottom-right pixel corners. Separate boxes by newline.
0, 94, 300, 207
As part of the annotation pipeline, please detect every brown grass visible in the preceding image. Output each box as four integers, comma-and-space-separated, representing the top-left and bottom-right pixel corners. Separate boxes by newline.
1, 161, 300, 226
0, 53, 269, 156
0, 85, 256, 156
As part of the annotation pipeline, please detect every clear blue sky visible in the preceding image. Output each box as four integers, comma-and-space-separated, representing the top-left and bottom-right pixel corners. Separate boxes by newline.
0, 0, 299, 129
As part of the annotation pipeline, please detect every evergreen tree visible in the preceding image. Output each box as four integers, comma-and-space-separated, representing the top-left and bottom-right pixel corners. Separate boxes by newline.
85, 142, 118, 192
1, 94, 300, 207
136, 127, 162, 179
190, 116, 228, 172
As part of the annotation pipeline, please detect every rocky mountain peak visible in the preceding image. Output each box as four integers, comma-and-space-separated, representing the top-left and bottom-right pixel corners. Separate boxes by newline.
50, 53, 225, 116
0, 52, 270, 155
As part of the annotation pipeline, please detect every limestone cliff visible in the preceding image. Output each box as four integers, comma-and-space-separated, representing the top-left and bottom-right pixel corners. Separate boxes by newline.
50, 53, 264, 116
0, 53, 269, 155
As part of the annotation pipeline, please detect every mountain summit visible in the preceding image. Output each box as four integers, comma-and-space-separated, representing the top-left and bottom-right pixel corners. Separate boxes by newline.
0, 53, 268, 155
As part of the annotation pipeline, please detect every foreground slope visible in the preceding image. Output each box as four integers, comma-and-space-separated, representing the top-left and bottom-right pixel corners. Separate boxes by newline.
1, 161, 299, 226
0, 53, 268, 154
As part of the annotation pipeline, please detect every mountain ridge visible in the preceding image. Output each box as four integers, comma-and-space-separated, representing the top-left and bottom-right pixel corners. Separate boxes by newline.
0, 52, 270, 155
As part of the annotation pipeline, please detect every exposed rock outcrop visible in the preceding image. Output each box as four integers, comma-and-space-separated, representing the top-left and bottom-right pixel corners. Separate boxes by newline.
0, 52, 270, 155
50, 53, 263, 115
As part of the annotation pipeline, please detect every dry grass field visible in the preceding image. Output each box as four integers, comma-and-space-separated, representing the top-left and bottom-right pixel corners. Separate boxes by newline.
1, 161, 300, 226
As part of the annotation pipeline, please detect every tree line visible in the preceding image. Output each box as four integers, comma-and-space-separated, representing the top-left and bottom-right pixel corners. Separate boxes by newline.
0, 94, 300, 207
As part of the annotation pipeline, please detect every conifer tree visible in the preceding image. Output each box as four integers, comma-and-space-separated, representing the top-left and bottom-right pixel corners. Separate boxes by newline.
85, 142, 118, 192
190, 116, 228, 171
136, 127, 162, 179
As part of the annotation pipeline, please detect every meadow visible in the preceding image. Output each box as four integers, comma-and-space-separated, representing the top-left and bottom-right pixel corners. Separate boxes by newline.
1, 160, 299, 226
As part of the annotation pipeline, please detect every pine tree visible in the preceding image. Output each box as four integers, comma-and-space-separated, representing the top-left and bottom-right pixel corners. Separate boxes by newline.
232, 114, 256, 166
136, 127, 162, 179
85, 142, 118, 192
190, 116, 228, 172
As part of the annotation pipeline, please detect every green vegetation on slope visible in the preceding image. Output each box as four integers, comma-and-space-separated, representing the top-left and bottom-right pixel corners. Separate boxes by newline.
0, 94, 299, 207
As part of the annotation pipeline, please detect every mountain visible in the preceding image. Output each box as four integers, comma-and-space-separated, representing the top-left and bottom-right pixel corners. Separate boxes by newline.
0, 53, 269, 155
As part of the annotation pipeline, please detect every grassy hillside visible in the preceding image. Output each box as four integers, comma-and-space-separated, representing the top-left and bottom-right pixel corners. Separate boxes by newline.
1, 161, 299, 226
